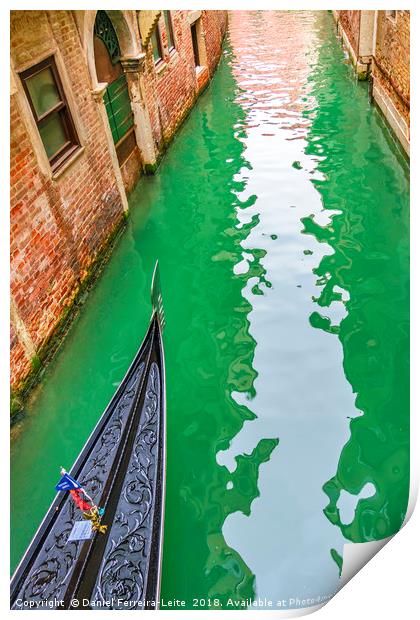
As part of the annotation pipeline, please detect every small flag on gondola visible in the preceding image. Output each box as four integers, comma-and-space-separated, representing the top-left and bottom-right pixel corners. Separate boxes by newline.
54, 467, 107, 535
55, 472, 81, 492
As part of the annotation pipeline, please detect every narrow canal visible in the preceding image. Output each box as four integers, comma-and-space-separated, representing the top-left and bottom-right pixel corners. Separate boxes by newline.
11, 11, 409, 608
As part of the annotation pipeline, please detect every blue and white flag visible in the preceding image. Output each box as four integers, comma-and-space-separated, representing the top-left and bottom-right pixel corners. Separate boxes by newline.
55, 473, 82, 492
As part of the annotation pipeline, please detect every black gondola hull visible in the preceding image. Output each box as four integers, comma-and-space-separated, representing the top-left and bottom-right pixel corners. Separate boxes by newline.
11, 312, 166, 611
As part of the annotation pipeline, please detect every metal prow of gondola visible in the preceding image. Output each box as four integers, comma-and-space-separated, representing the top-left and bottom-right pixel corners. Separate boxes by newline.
10, 261, 166, 610
151, 260, 165, 331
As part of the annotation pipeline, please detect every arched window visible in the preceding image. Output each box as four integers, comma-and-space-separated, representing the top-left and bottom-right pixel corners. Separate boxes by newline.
94, 11, 136, 164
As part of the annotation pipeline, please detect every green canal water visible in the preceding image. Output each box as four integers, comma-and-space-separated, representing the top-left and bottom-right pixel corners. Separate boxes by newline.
11, 11, 409, 608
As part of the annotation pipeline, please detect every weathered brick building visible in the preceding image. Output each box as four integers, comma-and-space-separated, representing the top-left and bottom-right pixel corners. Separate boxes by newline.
333, 10, 410, 155
10, 10, 227, 413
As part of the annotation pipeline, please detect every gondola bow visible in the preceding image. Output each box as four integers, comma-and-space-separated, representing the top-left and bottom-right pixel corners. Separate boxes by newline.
10, 261, 166, 610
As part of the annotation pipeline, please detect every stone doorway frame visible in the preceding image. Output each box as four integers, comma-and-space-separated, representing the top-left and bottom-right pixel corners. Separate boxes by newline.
75, 10, 157, 206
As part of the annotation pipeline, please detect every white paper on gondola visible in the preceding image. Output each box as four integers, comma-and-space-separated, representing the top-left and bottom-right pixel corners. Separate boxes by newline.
68, 520, 93, 542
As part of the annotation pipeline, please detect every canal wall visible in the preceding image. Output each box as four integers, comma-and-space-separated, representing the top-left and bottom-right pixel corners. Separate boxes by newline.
333, 10, 410, 155
10, 10, 228, 417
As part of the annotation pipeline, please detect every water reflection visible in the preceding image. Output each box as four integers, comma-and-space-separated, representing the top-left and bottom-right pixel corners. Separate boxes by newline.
299, 16, 410, 545
219, 9, 408, 607
218, 10, 354, 606
125, 43, 280, 605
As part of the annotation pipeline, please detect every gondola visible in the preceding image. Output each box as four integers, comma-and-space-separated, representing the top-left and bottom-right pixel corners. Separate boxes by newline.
10, 261, 166, 611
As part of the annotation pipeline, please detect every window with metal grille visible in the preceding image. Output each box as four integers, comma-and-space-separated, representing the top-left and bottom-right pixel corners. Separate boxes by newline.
20, 56, 80, 172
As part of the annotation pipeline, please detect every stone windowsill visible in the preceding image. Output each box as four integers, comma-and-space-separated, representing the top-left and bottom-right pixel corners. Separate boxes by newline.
168, 48, 178, 62
155, 59, 168, 76
51, 146, 85, 180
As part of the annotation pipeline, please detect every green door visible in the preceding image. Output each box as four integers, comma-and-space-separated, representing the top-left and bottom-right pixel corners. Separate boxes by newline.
94, 10, 135, 146
104, 74, 134, 145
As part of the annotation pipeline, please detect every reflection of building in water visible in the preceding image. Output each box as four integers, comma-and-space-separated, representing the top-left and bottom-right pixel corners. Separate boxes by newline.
10, 10, 227, 413
333, 10, 410, 155
228, 9, 318, 134
171, 75, 279, 607
301, 16, 410, 548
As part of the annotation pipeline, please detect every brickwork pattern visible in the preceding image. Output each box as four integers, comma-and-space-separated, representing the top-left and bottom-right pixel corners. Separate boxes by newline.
142, 10, 227, 147
202, 11, 228, 76
142, 11, 197, 148
373, 10, 410, 126
338, 10, 360, 56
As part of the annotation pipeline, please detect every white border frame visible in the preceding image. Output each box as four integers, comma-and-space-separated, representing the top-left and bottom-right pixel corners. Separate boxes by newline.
3, 2, 417, 618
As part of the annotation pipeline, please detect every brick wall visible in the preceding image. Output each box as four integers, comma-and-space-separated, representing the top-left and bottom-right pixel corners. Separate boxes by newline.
142, 10, 227, 147
141, 12, 197, 148
202, 11, 228, 75
337, 10, 360, 56
10, 10, 126, 393
373, 10, 410, 127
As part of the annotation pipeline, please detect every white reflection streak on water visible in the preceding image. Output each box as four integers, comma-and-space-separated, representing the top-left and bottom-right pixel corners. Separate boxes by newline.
216, 11, 355, 604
